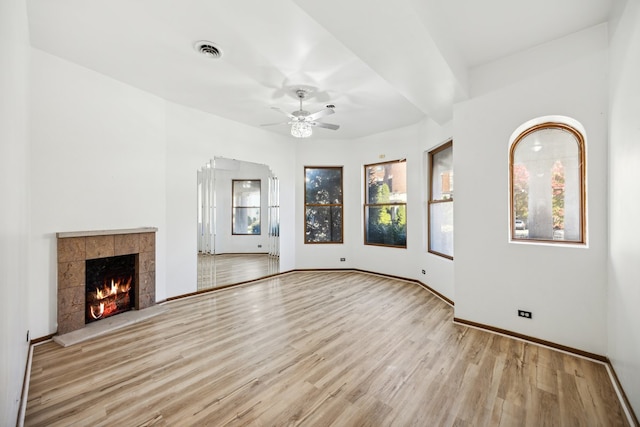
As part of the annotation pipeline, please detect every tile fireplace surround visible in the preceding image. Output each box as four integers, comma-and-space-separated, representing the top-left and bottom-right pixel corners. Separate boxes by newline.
56, 227, 157, 335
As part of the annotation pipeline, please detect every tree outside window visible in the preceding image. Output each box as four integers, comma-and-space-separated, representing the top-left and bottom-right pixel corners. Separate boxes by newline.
305, 167, 343, 243
364, 160, 407, 247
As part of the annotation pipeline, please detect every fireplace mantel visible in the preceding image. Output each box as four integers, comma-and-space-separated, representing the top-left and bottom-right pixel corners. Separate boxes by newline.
56, 227, 157, 335
57, 227, 158, 239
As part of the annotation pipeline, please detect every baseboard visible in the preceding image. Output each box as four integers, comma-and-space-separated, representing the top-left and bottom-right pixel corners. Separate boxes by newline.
199, 251, 270, 255
606, 360, 640, 426
453, 317, 638, 426
164, 270, 291, 302
292, 268, 456, 307
453, 317, 607, 361
413, 279, 454, 307
353, 269, 455, 307
30, 333, 55, 344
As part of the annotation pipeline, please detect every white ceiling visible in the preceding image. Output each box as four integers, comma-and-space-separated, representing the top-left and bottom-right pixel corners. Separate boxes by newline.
26, 0, 613, 140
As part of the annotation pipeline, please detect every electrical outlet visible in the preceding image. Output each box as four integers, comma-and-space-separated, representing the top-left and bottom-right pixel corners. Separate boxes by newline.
421, 269, 426, 274
518, 310, 532, 319
26, 330, 30, 342
257, 244, 262, 248
340, 258, 346, 262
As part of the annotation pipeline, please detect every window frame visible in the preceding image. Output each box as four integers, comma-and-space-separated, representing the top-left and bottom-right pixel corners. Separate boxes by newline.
304, 166, 344, 244
363, 159, 407, 248
509, 122, 586, 245
231, 179, 261, 236
428, 140, 454, 259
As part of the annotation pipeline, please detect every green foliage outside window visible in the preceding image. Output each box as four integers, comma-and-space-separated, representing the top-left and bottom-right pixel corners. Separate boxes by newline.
365, 160, 407, 247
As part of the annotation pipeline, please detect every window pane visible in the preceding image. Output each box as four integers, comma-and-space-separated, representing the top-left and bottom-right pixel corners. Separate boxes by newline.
428, 142, 453, 259
430, 202, 453, 257
366, 162, 407, 204
364, 160, 407, 247
304, 167, 343, 243
232, 207, 261, 234
232, 180, 261, 235
233, 180, 261, 206
305, 168, 342, 204
512, 126, 583, 242
431, 146, 453, 200
365, 205, 407, 247
305, 206, 342, 243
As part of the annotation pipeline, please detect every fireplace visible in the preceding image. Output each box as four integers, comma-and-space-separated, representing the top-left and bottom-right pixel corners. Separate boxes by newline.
57, 227, 157, 335
85, 254, 136, 323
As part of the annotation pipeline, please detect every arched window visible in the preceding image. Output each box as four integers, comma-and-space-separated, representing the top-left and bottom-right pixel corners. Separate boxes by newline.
509, 121, 585, 244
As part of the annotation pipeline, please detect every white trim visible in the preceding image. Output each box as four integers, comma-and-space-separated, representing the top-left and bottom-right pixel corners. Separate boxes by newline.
17, 341, 41, 427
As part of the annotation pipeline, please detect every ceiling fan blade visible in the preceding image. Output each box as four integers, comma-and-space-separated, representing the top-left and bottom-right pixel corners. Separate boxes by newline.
270, 106, 295, 119
310, 121, 340, 131
260, 121, 289, 127
306, 108, 334, 121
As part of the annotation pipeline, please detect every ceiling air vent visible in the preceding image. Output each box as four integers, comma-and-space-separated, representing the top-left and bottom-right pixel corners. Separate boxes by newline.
194, 40, 222, 59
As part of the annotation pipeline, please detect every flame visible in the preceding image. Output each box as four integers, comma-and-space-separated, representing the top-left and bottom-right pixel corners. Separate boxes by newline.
119, 277, 132, 294
89, 276, 132, 321
90, 302, 105, 319
94, 277, 132, 301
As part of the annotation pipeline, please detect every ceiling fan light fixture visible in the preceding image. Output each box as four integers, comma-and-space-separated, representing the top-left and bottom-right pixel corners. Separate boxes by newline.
291, 121, 312, 138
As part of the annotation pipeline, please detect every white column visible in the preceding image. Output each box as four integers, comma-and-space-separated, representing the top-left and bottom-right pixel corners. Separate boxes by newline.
527, 159, 554, 240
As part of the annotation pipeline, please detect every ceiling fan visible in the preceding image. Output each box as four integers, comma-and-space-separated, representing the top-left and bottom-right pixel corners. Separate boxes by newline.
262, 89, 340, 138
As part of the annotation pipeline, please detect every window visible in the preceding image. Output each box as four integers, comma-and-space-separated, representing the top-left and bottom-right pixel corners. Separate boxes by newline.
232, 179, 261, 235
305, 167, 343, 243
509, 122, 585, 243
428, 141, 453, 259
364, 159, 407, 247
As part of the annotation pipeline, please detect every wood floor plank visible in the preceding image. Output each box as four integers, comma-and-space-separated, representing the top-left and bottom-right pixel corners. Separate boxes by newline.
25, 271, 630, 426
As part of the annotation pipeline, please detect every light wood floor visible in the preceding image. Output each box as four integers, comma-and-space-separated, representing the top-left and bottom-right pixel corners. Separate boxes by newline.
197, 253, 279, 290
25, 272, 629, 426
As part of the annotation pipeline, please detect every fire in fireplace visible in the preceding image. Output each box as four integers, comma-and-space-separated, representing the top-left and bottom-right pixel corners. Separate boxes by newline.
85, 254, 136, 323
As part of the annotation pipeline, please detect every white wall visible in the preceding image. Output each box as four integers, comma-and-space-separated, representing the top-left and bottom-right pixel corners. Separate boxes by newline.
348, 125, 426, 279
418, 118, 455, 301
294, 136, 356, 270
164, 102, 295, 298
453, 25, 609, 354
27, 50, 296, 337
0, 0, 30, 422
608, 0, 640, 415
28, 50, 167, 337
212, 162, 271, 254
294, 117, 455, 301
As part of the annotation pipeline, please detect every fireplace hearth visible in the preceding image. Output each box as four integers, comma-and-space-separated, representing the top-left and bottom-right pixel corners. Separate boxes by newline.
57, 227, 157, 335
